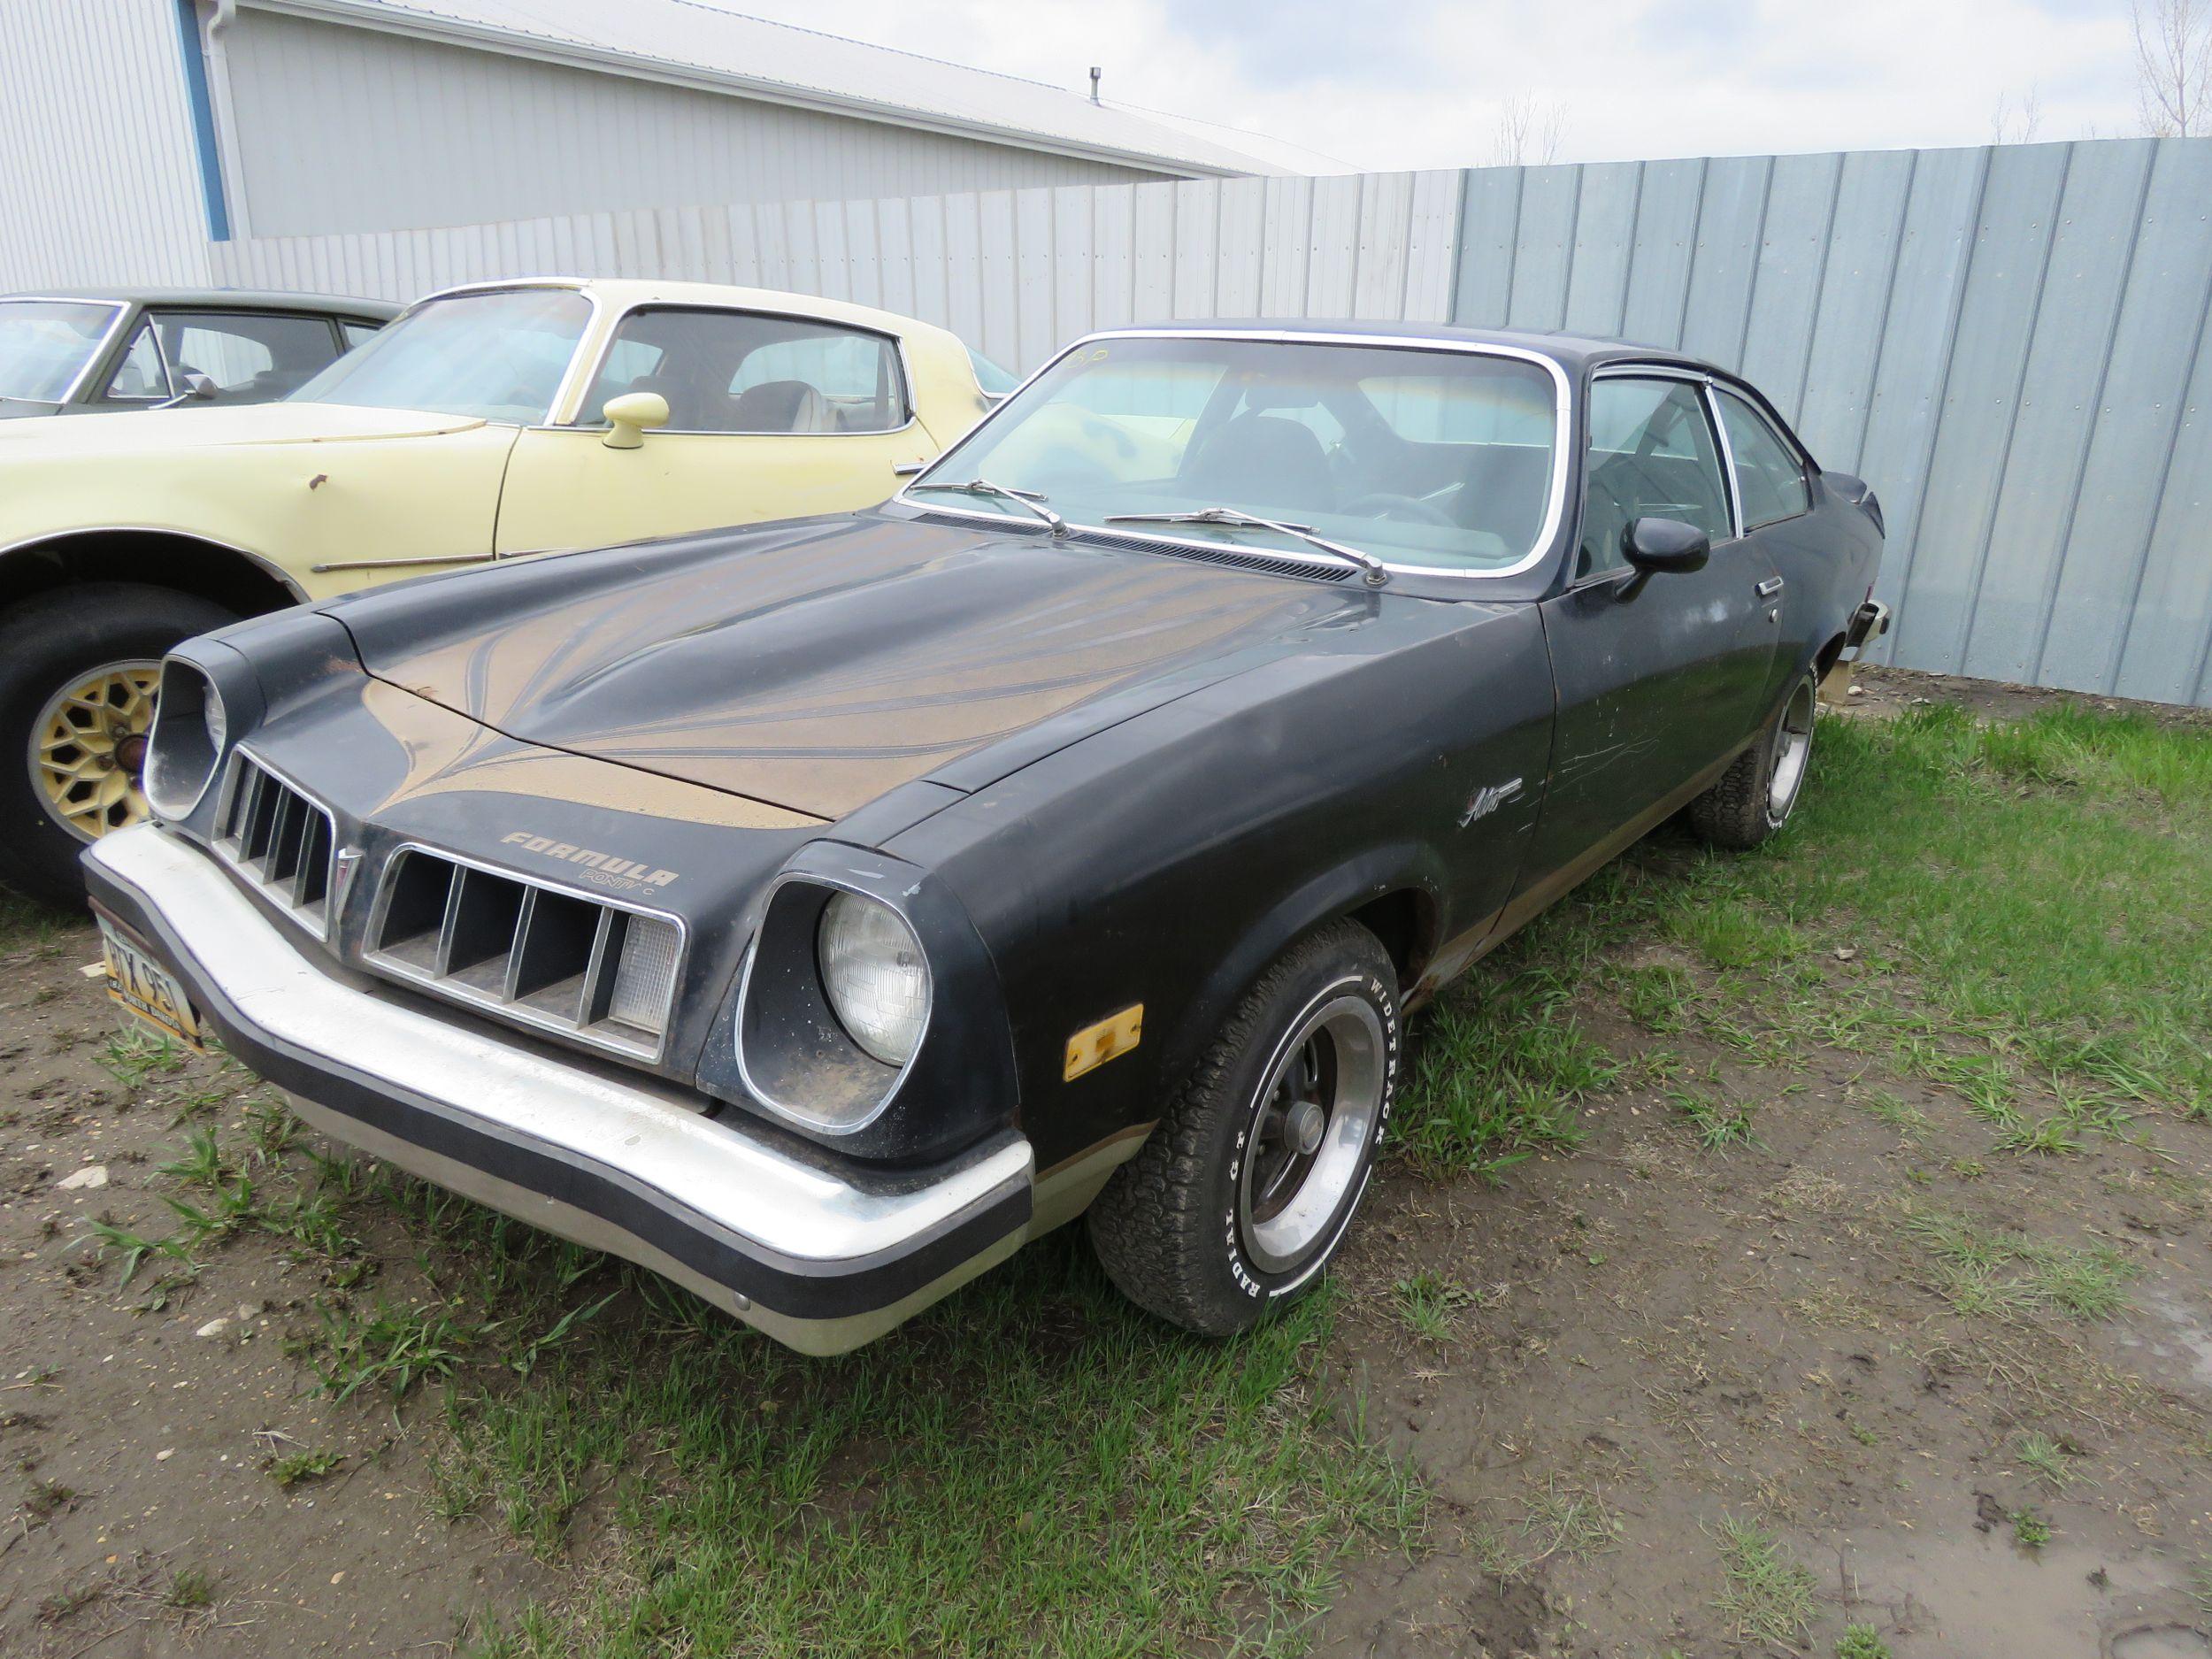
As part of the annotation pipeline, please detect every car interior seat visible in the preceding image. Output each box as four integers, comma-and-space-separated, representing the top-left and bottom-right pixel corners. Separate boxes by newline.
730, 379, 828, 434
1179, 413, 1337, 516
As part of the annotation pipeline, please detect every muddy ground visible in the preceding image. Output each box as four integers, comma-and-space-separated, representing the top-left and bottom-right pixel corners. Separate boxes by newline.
2, 663, 2208, 1657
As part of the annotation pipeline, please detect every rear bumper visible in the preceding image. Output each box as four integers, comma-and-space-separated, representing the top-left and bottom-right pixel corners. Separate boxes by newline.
83, 825, 1033, 1355
1846, 599, 1891, 650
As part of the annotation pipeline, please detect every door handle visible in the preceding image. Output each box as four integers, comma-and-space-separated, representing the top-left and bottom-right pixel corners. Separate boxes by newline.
1755, 577, 1784, 598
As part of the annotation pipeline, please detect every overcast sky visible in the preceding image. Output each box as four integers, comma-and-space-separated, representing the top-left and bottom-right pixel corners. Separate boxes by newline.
717, 0, 2148, 169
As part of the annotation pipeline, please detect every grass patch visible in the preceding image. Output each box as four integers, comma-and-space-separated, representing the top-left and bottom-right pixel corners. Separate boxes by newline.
1836, 1625, 1893, 1659
1901, 1208, 2135, 1321
1395, 700, 2211, 1182
2015, 1431, 2078, 1490
165, 1567, 217, 1609
2011, 1507, 2054, 1549
267, 1447, 346, 1487
446, 1234, 1418, 1655
1712, 1516, 1816, 1648
1395, 960, 1609, 1176
1392, 1271, 1475, 1341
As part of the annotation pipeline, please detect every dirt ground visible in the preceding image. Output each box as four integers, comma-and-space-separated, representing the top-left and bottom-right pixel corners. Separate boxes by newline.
2, 663, 2208, 1657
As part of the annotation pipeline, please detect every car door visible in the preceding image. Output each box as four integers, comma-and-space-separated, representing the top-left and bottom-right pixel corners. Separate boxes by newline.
1529, 371, 1779, 873
1711, 384, 1824, 709
493, 304, 935, 555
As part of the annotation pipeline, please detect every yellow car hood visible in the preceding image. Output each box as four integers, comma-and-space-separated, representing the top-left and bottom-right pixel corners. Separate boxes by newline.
0, 402, 492, 455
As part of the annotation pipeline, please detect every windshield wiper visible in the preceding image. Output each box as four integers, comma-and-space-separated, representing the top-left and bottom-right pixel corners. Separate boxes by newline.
1103, 508, 1388, 587
906, 477, 1066, 536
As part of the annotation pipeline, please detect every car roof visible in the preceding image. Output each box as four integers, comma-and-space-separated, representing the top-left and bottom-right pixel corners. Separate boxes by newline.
421, 276, 968, 350
0, 287, 400, 319
1099, 317, 1711, 375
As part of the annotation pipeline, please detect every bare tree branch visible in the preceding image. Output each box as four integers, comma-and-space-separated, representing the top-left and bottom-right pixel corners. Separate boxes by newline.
2133, 0, 2212, 136
1492, 94, 1570, 166
1990, 86, 2044, 144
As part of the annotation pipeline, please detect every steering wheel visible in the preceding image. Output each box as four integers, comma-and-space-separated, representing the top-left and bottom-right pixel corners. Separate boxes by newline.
1338, 491, 1455, 527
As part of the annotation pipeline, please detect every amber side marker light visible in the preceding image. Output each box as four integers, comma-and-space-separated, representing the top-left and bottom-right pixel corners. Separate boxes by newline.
1064, 1004, 1143, 1081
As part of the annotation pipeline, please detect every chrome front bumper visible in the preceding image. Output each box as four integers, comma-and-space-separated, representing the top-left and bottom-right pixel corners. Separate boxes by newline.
83, 825, 1034, 1355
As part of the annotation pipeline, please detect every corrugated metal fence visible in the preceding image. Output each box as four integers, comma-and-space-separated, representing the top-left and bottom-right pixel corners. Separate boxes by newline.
208, 170, 1467, 370
1454, 142, 2212, 707
168, 142, 2212, 709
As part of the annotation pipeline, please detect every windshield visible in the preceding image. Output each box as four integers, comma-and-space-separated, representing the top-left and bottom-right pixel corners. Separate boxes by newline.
289, 288, 589, 422
908, 334, 1562, 572
0, 299, 120, 403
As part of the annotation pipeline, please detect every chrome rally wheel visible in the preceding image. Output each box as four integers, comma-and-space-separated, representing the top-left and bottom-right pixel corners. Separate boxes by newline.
1087, 919, 1401, 1337
1237, 993, 1388, 1277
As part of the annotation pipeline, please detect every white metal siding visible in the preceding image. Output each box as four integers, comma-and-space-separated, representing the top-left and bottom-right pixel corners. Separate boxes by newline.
208, 170, 1469, 374
0, 0, 214, 289
219, 11, 1161, 238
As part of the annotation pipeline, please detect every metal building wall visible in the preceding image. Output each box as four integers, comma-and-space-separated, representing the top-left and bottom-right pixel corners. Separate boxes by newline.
1453, 140, 2212, 708
0, 0, 215, 289
208, 169, 1470, 371
217, 10, 1164, 239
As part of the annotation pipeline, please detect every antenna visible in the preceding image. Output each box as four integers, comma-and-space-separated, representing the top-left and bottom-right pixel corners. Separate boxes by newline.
1089, 66, 1102, 104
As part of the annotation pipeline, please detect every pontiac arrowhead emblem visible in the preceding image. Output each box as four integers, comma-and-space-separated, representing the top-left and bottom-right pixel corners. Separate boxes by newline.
330, 847, 364, 913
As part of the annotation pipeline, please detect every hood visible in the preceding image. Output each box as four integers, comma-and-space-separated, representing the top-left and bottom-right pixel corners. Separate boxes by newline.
331, 513, 1379, 822
0, 400, 490, 453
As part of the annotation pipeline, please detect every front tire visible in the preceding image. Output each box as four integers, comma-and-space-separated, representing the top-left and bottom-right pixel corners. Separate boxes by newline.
0, 584, 235, 907
1087, 919, 1401, 1337
1687, 669, 1818, 850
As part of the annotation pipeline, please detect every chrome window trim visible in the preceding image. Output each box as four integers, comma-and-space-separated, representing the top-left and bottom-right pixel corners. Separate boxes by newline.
1588, 363, 1747, 542
893, 327, 1577, 581
360, 839, 690, 1067
731, 871, 933, 1139
556, 299, 919, 438
95, 318, 176, 405
2, 296, 133, 405
1708, 382, 1816, 531
209, 746, 341, 943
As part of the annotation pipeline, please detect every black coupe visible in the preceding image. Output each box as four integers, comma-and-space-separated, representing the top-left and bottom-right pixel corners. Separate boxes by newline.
85, 320, 1888, 1353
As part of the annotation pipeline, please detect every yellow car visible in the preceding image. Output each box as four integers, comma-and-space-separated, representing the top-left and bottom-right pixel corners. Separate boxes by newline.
0, 278, 1002, 902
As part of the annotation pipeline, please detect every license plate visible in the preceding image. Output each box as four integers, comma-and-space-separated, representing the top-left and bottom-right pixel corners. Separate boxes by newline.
98, 917, 204, 1052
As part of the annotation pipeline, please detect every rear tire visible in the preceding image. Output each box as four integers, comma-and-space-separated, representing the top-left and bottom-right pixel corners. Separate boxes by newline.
1087, 919, 1401, 1337
1687, 669, 1817, 850
0, 584, 235, 907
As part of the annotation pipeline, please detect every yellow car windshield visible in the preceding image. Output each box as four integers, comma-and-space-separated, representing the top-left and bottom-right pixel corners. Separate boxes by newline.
290, 288, 590, 425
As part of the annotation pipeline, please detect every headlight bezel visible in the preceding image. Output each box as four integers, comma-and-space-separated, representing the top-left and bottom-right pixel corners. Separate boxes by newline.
730, 872, 936, 1138
143, 654, 242, 822
706, 847, 1018, 1162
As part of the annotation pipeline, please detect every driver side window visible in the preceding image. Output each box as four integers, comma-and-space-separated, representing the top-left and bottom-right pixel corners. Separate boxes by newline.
1578, 378, 1731, 579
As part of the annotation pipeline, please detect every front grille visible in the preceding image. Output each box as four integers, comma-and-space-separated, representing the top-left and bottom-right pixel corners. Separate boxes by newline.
212, 752, 338, 937
365, 847, 685, 1061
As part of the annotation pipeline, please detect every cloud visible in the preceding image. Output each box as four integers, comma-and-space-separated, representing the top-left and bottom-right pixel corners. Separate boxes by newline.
711, 0, 2144, 168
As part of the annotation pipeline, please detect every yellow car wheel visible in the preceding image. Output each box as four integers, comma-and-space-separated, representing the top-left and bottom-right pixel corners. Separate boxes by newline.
0, 583, 235, 907
32, 660, 165, 843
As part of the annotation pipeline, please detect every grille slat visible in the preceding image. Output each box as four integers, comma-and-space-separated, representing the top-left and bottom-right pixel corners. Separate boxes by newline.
366, 848, 682, 1061
213, 754, 340, 938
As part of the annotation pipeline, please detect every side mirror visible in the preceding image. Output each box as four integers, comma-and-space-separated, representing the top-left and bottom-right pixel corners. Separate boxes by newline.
601, 390, 671, 449
1622, 516, 1710, 574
